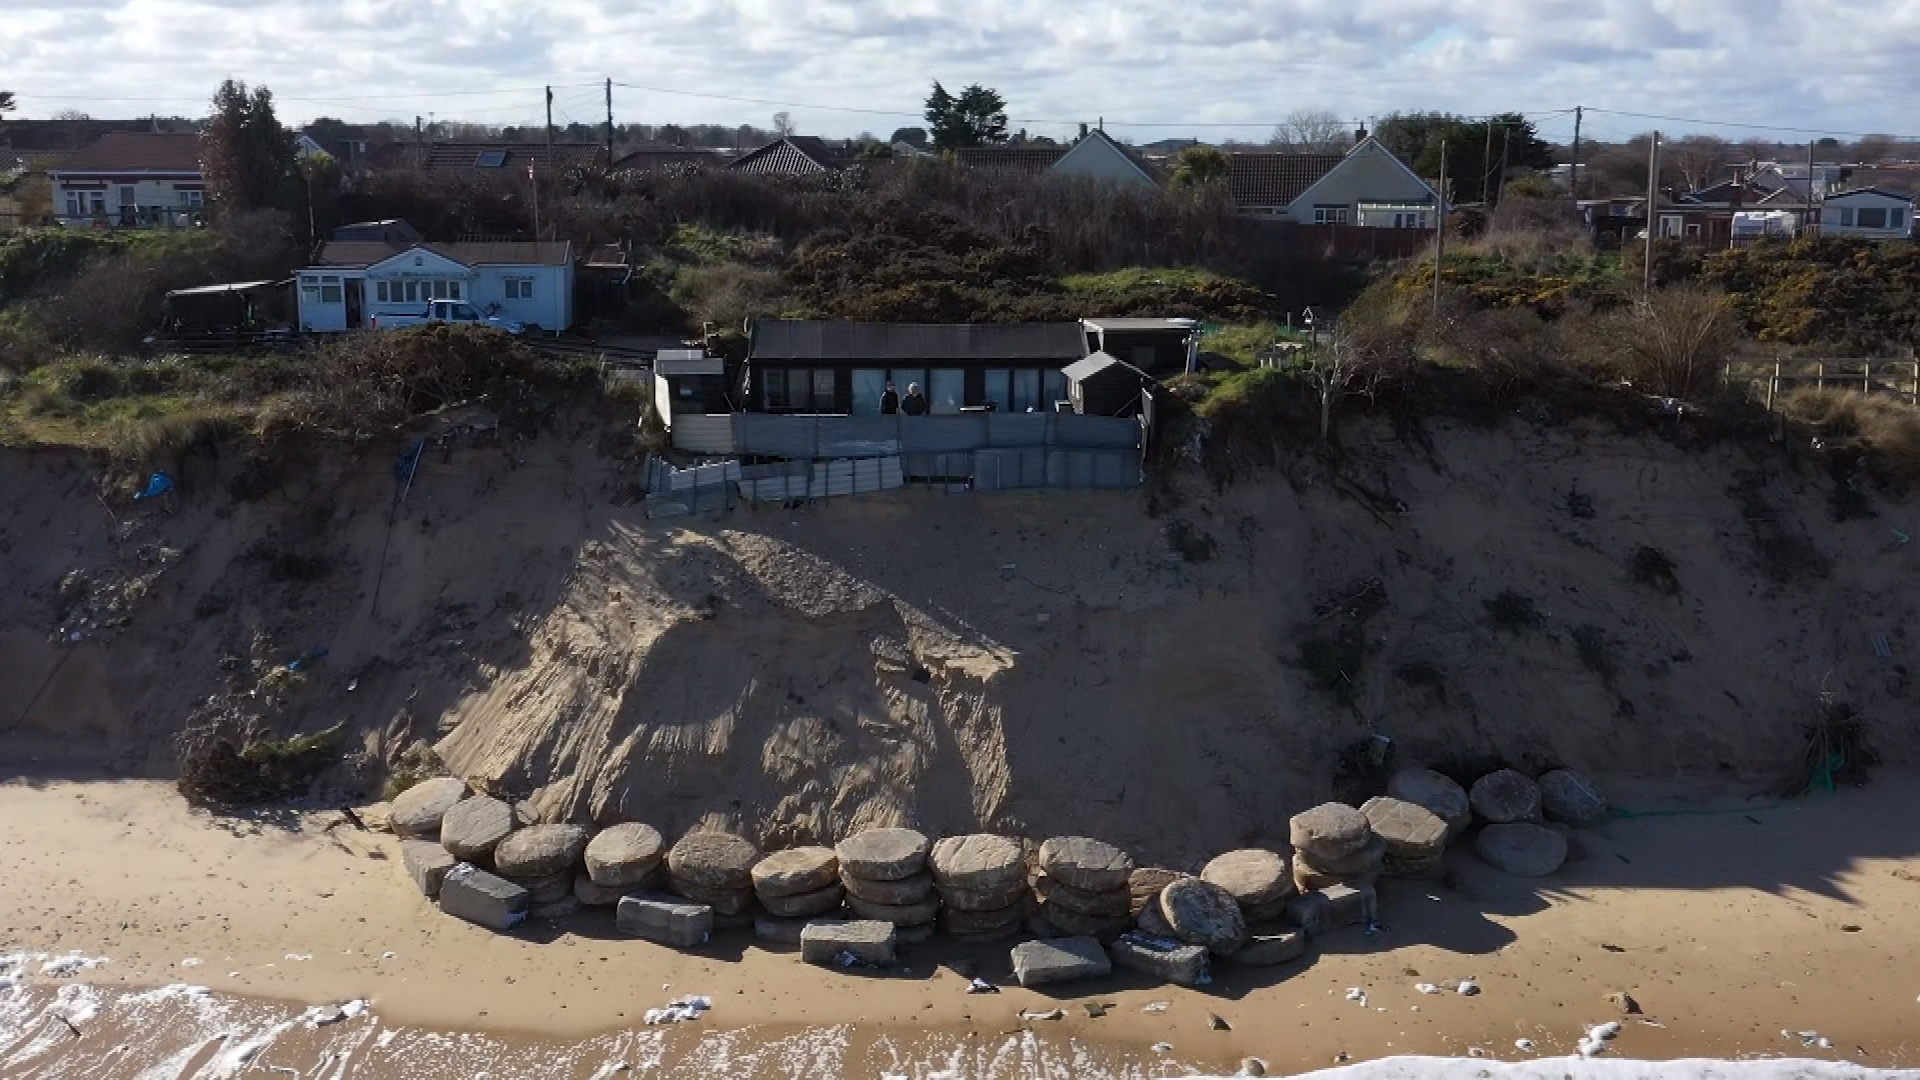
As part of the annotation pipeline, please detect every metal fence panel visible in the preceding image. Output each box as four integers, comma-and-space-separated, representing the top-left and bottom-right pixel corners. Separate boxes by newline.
733, 414, 820, 458
987, 413, 1050, 447
1051, 413, 1142, 450
900, 415, 992, 454
816, 416, 904, 458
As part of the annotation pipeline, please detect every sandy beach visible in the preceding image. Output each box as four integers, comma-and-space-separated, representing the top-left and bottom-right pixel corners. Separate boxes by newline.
4, 771, 1919, 1076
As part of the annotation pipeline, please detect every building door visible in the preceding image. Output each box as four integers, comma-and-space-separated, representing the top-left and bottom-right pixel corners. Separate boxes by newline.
118, 186, 136, 226
345, 279, 364, 329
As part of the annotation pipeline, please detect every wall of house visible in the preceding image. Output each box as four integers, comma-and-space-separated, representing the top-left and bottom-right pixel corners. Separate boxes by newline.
1050, 139, 1154, 188
1287, 143, 1433, 226
296, 270, 361, 332
466, 265, 571, 332
52, 176, 202, 223
1822, 193, 1912, 237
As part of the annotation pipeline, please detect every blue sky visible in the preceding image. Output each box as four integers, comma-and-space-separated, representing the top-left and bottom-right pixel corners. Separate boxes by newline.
7, 0, 1920, 147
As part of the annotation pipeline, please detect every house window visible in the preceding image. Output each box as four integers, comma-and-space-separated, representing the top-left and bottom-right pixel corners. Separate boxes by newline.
65, 193, 84, 217
1659, 215, 1682, 238
89, 192, 106, 215
374, 281, 388, 303
1685, 223, 1702, 239
505, 277, 535, 300
1313, 205, 1349, 225
1857, 207, 1888, 229
178, 189, 204, 208
320, 283, 342, 303
764, 369, 790, 410
1892, 209, 1908, 232
852, 369, 888, 415
447, 280, 462, 301
928, 369, 964, 415
1013, 369, 1041, 413
1835, 207, 1855, 227
811, 370, 836, 411
983, 368, 1010, 412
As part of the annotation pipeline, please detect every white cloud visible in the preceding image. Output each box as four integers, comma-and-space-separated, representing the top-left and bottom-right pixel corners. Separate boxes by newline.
6, 0, 1919, 141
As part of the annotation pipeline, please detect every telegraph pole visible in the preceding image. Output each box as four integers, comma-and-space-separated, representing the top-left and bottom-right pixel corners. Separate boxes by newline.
1643, 131, 1661, 295
605, 78, 615, 168
1482, 117, 1495, 203
1569, 106, 1583, 202
543, 85, 554, 241
1433, 139, 1447, 317
1804, 138, 1818, 237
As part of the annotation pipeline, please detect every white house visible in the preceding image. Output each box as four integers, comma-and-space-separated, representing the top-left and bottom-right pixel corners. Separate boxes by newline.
1284, 137, 1440, 227
48, 132, 205, 227
297, 240, 574, 334
1047, 129, 1157, 187
1820, 188, 1913, 240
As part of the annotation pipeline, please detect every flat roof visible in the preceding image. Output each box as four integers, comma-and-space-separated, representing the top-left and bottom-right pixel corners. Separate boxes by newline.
750, 319, 1086, 362
166, 279, 287, 297
1082, 318, 1197, 332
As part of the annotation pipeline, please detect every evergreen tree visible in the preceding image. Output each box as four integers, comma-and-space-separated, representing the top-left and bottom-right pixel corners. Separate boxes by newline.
201, 79, 298, 216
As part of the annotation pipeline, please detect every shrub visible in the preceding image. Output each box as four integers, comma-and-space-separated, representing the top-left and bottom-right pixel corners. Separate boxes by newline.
1630, 546, 1682, 594
1599, 285, 1740, 400
1780, 387, 1920, 488
1484, 589, 1543, 633
176, 722, 344, 804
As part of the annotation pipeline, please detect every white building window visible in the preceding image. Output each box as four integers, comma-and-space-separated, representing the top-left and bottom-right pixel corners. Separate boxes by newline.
1857, 207, 1888, 229
1893, 209, 1908, 231
1835, 207, 1855, 227
505, 277, 535, 300
1313, 205, 1349, 225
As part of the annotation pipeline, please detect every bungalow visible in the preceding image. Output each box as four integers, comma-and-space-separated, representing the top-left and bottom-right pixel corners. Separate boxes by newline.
956, 128, 1156, 187
1277, 137, 1440, 228
296, 238, 574, 333
1081, 318, 1197, 377
1820, 188, 1913, 240
48, 132, 205, 227
744, 319, 1085, 415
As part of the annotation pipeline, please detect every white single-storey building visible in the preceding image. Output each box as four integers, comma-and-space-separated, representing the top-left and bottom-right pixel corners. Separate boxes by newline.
48, 132, 206, 227
1819, 188, 1913, 241
297, 240, 574, 333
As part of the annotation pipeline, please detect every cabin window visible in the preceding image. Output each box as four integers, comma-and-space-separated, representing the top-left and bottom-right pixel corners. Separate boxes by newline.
432, 280, 448, 300
1891, 209, 1908, 232
320, 283, 342, 303
1013, 369, 1041, 413
851, 369, 887, 415
982, 369, 1010, 412
928, 369, 964, 415
1857, 207, 1888, 229
505, 277, 535, 300
812, 369, 836, 410
1044, 369, 1068, 409
1834, 208, 1855, 227
447, 280, 462, 300
1313, 205, 1349, 225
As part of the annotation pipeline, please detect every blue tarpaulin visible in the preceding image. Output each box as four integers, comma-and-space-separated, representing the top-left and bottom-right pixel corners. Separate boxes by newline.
132, 472, 175, 500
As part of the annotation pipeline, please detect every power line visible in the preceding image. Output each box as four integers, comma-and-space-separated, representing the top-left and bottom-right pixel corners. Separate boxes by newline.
1583, 107, 1920, 141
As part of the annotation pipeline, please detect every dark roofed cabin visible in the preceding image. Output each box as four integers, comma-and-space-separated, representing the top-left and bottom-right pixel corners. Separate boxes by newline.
745, 319, 1087, 416
1081, 318, 1198, 377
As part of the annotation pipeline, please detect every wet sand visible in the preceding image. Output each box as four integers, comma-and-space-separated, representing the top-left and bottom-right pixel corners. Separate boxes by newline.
3, 772, 1920, 1076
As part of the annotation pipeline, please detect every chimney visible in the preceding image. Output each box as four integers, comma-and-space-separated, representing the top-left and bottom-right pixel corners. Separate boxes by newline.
1354, 126, 1367, 145
1097, 116, 1104, 132
1079, 122, 1089, 140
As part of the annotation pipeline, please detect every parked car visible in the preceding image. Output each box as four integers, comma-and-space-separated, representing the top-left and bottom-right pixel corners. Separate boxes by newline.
370, 299, 525, 335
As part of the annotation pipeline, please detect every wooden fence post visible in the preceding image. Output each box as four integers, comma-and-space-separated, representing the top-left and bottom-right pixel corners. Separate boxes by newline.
1815, 361, 1825, 393
1766, 361, 1779, 413
1863, 362, 1872, 396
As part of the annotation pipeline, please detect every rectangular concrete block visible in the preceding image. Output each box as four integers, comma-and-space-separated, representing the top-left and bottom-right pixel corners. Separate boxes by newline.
1010, 935, 1111, 987
1109, 933, 1209, 986
1285, 884, 1375, 938
402, 840, 457, 899
801, 919, 896, 966
616, 893, 713, 948
1234, 929, 1306, 967
439, 863, 529, 931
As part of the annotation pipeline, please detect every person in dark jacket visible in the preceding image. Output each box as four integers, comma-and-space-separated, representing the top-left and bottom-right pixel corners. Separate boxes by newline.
880, 381, 899, 415
901, 382, 929, 416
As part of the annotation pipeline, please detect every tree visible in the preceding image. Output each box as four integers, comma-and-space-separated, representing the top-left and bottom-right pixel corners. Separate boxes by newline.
1607, 286, 1737, 399
52, 108, 92, 122
924, 81, 1008, 151
202, 79, 298, 217
1375, 111, 1555, 204
1306, 320, 1390, 441
1169, 145, 1230, 188
0, 91, 12, 134
1272, 107, 1349, 153
1666, 135, 1731, 193
771, 111, 794, 137
889, 126, 929, 149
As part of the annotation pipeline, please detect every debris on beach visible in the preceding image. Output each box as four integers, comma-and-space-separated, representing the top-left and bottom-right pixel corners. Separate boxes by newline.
1414, 982, 1440, 994
1019, 1008, 1065, 1021
1142, 1000, 1171, 1013
1151, 1042, 1174, 1053
1209, 1012, 1231, 1030
1456, 979, 1480, 996
304, 1000, 369, 1028
1345, 987, 1369, 1006
1579, 1020, 1622, 1057
1784, 1030, 1834, 1049
1604, 990, 1641, 1013
965, 977, 998, 994
643, 996, 712, 1025
1514, 1039, 1535, 1052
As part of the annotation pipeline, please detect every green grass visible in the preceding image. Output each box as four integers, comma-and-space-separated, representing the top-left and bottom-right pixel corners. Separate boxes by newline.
0, 228, 219, 308
1198, 321, 1313, 368
0, 355, 261, 453
1060, 266, 1235, 292
1192, 365, 1295, 419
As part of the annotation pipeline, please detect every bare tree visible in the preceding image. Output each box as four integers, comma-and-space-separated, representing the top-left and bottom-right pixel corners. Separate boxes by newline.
1666, 135, 1731, 193
52, 108, 93, 121
1272, 107, 1350, 154
771, 111, 794, 138
1607, 286, 1738, 399
1305, 319, 1393, 440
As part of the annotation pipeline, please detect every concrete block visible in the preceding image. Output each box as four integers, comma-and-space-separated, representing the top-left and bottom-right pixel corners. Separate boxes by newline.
1010, 936, 1112, 987
1284, 883, 1376, 938
438, 863, 529, 931
1109, 933, 1210, 986
800, 919, 897, 966
1233, 930, 1306, 967
754, 915, 839, 945
616, 892, 713, 948
402, 840, 457, 899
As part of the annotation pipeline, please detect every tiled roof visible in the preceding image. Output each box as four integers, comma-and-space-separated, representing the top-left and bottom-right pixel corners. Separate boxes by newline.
954, 145, 1068, 173
53, 132, 203, 174
728, 137, 839, 175
415, 141, 605, 174
312, 241, 572, 268
1227, 153, 1343, 207
611, 146, 727, 171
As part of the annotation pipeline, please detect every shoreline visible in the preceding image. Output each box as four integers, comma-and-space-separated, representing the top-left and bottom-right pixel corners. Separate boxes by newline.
3, 774, 1919, 1074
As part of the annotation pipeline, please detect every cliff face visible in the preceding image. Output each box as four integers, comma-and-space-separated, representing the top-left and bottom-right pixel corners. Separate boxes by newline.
4, 413, 1909, 864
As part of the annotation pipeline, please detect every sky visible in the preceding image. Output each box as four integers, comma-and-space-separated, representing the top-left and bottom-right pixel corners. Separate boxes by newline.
7, 0, 1920, 148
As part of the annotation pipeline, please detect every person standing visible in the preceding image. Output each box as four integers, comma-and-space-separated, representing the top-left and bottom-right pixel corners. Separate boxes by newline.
880, 380, 899, 415
901, 382, 929, 416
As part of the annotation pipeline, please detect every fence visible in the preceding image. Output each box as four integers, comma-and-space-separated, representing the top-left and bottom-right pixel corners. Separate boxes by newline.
1724, 358, 1920, 411
642, 411, 1144, 518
